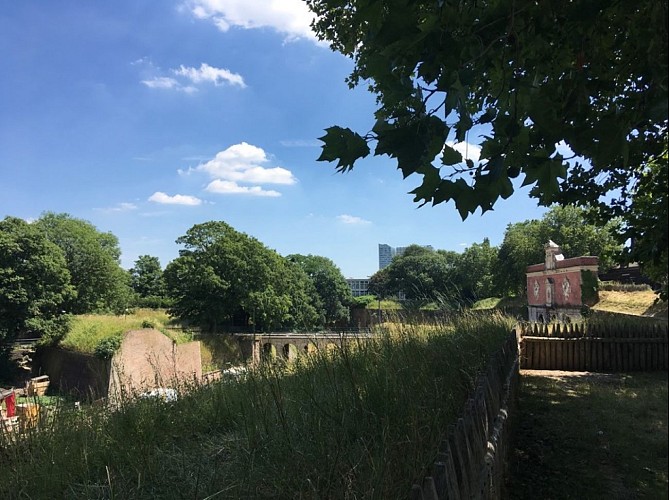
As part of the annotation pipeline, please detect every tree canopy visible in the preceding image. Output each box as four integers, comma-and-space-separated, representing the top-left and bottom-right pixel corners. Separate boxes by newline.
454, 238, 499, 301
307, 0, 667, 291
0, 217, 74, 358
369, 244, 460, 308
35, 212, 132, 314
495, 205, 621, 295
130, 255, 166, 298
287, 254, 353, 326
164, 222, 320, 332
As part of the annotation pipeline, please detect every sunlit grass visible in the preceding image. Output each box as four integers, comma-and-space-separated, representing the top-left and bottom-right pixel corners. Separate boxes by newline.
0, 312, 515, 499
60, 309, 177, 354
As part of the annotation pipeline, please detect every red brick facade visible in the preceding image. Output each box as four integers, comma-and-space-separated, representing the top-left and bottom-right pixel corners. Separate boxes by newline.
526, 242, 599, 322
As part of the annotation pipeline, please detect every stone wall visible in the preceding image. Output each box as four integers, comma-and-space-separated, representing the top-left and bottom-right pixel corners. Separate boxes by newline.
109, 329, 201, 402
36, 329, 201, 403
34, 347, 111, 400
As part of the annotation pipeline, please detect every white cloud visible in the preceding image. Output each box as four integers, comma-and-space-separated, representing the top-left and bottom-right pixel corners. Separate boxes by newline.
206, 180, 281, 197
194, 142, 297, 185
148, 192, 202, 206
337, 214, 371, 225
142, 76, 197, 93
184, 0, 317, 41
446, 141, 482, 162
142, 77, 179, 89
96, 202, 138, 213
174, 63, 246, 88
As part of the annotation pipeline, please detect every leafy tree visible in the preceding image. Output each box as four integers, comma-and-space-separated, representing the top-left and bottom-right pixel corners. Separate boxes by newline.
129, 255, 168, 307
620, 147, 668, 299
307, 0, 667, 290
164, 222, 320, 332
0, 217, 74, 369
367, 267, 390, 298
287, 254, 353, 326
35, 212, 132, 314
454, 238, 500, 301
495, 205, 621, 295
373, 244, 460, 308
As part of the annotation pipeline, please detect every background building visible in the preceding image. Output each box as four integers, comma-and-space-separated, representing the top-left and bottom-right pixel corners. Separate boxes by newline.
526, 240, 599, 322
346, 278, 370, 297
378, 243, 434, 270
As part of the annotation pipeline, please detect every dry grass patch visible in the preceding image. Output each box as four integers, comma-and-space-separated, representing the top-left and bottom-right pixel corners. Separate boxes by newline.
593, 290, 666, 317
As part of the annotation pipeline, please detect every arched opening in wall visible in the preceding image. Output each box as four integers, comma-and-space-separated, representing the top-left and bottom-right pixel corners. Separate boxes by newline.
283, 343, 298, 362
538, 314, 545, 324
304, 342, 317, 355
325, 343, 338, 358
262, 343, 277, 362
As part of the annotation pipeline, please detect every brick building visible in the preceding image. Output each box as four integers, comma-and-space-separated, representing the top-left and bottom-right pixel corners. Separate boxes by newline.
526, 240, 599, 322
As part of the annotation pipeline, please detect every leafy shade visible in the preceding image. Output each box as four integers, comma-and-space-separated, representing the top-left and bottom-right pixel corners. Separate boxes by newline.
307, 0, 667, 285
0, 217, 74, 358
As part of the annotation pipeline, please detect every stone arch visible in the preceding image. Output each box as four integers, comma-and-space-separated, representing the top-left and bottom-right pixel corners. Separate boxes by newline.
282, 343, 298, 362
304, 342, 318, 355
262, 343, 277, 362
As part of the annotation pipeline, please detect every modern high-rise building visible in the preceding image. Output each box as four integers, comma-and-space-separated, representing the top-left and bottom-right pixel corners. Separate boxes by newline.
378, 243, 434, 269
378, 244, 395, 270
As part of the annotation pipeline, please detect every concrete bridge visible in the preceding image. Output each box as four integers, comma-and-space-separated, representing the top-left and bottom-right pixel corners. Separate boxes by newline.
234, 330, 374, 365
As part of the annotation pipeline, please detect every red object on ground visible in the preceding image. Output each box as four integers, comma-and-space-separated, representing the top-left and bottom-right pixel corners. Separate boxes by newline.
4, 392, 16, 417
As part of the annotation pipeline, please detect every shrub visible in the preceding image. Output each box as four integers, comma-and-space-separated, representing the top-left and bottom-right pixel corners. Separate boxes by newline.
141, 319, 156, 329
93, 335, 122, 359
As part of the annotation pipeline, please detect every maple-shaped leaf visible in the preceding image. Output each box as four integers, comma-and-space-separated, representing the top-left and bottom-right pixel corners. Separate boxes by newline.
317, 126, 370, 172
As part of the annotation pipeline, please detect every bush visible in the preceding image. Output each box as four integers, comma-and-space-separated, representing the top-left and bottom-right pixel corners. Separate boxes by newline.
93, 335, 122, 359
141, 320, 156, 329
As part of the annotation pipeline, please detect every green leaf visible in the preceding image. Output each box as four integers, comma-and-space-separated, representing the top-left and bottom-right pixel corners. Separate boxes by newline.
317, 126, 370, 172
523, 159, 568, 204
441, 145, 463, 166
375, 116, 448, 178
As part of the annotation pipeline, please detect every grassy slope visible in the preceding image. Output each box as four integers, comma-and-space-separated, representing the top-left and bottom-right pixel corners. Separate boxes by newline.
474, 290, 667, 319
0, 314, 515, 499
60, 309, 190, 354
592, 290, 668, 318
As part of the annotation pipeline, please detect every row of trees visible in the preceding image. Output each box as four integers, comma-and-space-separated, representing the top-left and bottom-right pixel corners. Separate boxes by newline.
1, 215, 355, 355
368, 206, 622, 307
1, 213, 134, 348
162, 221, 352, 332
0, 204, 655, 359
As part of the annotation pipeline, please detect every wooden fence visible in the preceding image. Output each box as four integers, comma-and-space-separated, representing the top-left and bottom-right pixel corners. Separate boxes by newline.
518, 322, 668, 371
410, 332, 520, 500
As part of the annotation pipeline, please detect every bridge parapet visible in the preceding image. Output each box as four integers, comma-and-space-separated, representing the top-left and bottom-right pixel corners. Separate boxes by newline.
234, 331, 375, 365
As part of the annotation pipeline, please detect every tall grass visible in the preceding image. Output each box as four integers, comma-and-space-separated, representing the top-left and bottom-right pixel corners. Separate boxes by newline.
60, 309, 182, 354
0, 313, 514, 499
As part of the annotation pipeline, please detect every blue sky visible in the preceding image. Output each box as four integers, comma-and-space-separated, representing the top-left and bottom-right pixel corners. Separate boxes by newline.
0, 0, 548, 278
